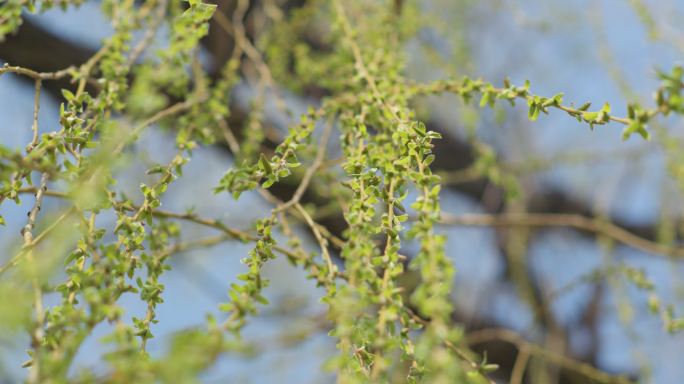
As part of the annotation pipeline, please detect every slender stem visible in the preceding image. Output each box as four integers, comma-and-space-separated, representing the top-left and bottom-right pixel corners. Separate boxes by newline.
510, 347, 531, 384
333, 0, 402, 122
293, 203, 336, 278
21, 173, 49, 383
27, 80, 42, 153
444, 341, 497, 384
0, 64, 74, 80
127, 0, 168, 66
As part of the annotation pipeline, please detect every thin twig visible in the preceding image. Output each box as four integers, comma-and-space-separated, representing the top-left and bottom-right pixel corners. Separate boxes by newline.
0, 208, 76, 277
294, 203, 336, 278
213, 0, 288, 113
465, 328, 634, 384
0, 64, 74, 80
27, 80, 42, 153
510, 347, 531, 384
21, 173, 49, 384
275, 119, 334, 212
114, 98, 199, 155
444, 341, 497, 384
333, 0, 402, 122
219, 118, 241, 154
67, 212, 95, 305
127, 0, 168, 66
75, 45, 109, 98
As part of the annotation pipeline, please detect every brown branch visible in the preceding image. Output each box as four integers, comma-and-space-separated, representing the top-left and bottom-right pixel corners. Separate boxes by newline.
510, 347, 531, 384
0, 63, 73, 80
0, 19, 92, 96
439, 212, 684, 258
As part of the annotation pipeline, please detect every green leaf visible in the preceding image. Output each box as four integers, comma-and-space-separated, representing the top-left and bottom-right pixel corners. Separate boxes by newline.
262, 178, 275, 188
578, 102, 591, 111
541, 93, 562, 108
258, 153, 272, 174
481, 363, 499, 373
479, 92, 491, 108
582, 111, 599, 121
423, 154, 435, 166
61, 89, 75, 102
622, 120, 650, 141
528, 103, 539, 121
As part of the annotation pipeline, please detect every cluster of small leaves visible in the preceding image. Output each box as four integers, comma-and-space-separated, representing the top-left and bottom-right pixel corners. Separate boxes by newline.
400, 122, 464, 383
220, 217, 276, 335
320, 2, 472, 381
0, 1, 225, 381
654, 65, 684, 115
215, 107, 319, 199
0, 1, 24, 41
0, 0, 86, 41
2, 3, 150, 375
262, 0, 352, 95
131, 219, 179, 344
106, 15, 218, 365
170, 0, 215, 59
31, 8, 149, 381
615, 264, 684, 333
328, 113, 413, 381
126, 155, 190, 346
12, 0, 143, 212
127, 0, 217, 118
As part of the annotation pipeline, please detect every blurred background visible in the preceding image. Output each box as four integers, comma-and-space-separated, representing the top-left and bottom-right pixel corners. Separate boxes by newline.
1, 0, 684, 383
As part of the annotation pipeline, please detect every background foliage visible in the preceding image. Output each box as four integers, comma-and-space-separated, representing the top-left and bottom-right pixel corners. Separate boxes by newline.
1, 0, 684, 383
